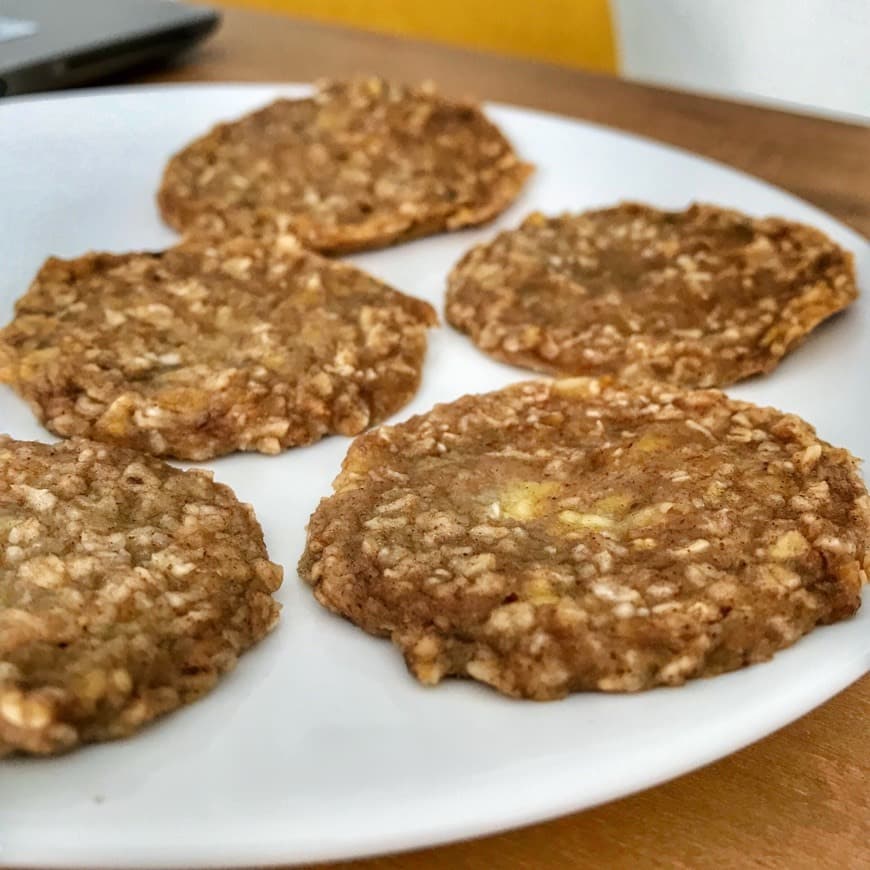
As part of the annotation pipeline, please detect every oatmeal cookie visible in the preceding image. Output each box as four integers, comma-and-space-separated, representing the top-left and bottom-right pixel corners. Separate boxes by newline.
158, 78, 532, 253
300, 378, 869, 699
0, 435, 282, 755
446, 203, 857, 387
0, 235, 437, 460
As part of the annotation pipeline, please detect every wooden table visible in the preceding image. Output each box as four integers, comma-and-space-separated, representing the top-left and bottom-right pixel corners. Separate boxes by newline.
138, 7, 870, 868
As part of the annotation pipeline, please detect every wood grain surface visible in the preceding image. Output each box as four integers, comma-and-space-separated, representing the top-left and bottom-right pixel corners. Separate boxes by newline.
134, 7, 869, 868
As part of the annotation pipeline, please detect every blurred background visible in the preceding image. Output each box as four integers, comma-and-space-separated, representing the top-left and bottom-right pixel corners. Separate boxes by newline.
217, 0, 870, 122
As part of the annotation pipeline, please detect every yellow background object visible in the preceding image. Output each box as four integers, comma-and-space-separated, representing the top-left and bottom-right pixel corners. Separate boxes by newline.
218, 0, 618, 73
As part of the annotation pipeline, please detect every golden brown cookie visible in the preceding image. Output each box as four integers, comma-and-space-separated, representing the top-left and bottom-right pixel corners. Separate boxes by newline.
446, 203, 857, 387
0, 435, 283, 756
0, 235, 437, 460
158, 78, 532, 253
300, 378, 869, 699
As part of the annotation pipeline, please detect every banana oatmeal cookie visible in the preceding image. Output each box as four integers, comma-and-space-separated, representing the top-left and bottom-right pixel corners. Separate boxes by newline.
0, 435, 282, 755
158, 78, 532, 253
300, 378, 869, 699
446, 203, 857, 387
0, 235, 437, 460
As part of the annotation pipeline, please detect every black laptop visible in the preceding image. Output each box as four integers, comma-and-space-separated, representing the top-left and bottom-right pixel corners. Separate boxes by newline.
0, 0, 219, 96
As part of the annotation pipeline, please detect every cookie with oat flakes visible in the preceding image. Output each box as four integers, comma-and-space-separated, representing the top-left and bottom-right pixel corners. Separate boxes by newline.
0, 435, 282, 756
446, 203, 857, 388
158, 78, 532, 254
0, 234, 437, 460
299, 378, 869, 699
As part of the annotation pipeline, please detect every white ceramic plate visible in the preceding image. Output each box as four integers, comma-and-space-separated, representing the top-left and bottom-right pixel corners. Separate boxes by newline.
0, 85, 868, 869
